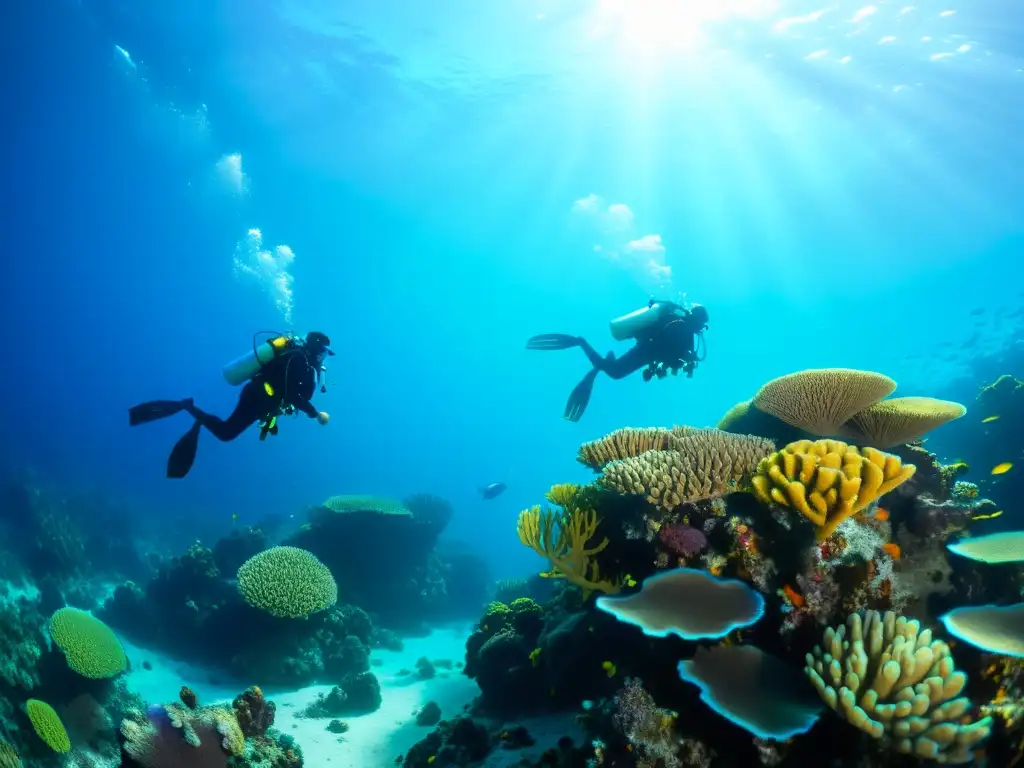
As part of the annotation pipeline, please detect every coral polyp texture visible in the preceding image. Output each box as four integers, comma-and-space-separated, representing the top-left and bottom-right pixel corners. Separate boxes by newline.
805, 610, 992, 763
751, 439, 916, 540
598, 428, 775, 512
0, 741, 20, 768
752, 368, 897, 436
940, 604, 1024, 658
842, 396, 968, 448
236, 546, 338, 618
48, 606, 127, 679
577, 425, 696, 471
318, 494, 412, 517
25, 699, 70, 754
947, 531, 1024, 564
678, 644, 823, 740
595, 568, 764, 640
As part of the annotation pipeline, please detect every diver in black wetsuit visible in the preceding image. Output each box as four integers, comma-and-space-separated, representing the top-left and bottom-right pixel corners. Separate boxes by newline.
527, 301, 708, 422
129, 331, 334, 478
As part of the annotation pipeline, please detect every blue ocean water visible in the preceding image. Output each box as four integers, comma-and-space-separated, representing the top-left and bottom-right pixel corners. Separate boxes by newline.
3, 2, 1024, 763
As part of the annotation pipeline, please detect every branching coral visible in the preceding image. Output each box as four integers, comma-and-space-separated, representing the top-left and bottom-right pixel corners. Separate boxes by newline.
516, 495, 620, 597
842, 397, 967, 448
599, 429, 775, 512
577, 426, 696, 471
751, 439, 916, 540
805, 610, 992, 763
752, 368, 897, 437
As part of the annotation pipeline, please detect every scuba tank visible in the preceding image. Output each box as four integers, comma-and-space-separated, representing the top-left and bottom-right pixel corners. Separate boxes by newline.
222, 333, 293, 386
609, 302, 673, 341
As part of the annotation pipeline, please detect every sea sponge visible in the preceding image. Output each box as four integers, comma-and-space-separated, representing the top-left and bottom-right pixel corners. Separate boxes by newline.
805, 610, 992, 763
319, 495, 411, 516
237, 546, 338, 618
48, 607, 127, 679
0, 741, 21, 768
843, 397, 967, 448
750, 439, 916, 540
752, 368, 896, 437
577, 426, 696, 471
599, 429, 775, 512
517, 504, 620, 597
25, 699, 71, 754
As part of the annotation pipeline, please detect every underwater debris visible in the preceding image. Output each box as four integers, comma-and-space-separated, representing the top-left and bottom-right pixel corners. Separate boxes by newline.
595, 568, 764, 640
842, 397, 967, 448
947, 531, 1024, 564
940, 604, 1024, 658
806, 609, 992, 763
752, 368, 897, 437
751, 439, 916, 540
678, 644, 824, 740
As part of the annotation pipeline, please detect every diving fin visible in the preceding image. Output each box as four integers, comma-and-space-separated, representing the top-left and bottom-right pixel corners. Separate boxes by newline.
564, 368, 599, 423
167, 421, 201, 479
526, 334, 581, 351
129, 398, 191, 427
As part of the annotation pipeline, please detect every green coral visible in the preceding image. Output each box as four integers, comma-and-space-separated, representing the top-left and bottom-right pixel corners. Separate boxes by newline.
805, 610, 992, 763
320, 495, 411, 516
0, 740, 21, 768
25, 699, 70, 754
237, 546, 338, 618
49, 607, 127, 679
952, 481, 979, 503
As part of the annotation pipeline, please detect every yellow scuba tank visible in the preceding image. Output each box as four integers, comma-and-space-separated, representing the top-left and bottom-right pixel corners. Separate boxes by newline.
222, 335, 292, 386
609, 302, 672, 342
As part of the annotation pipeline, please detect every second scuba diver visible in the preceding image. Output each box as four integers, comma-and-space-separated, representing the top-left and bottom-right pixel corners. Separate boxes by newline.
128, 331, 333, 478
527, 300, 708, 422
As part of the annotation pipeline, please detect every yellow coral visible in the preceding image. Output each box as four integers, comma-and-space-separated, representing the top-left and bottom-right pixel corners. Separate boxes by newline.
49, 607, 127, 679
750, 439, 916, 540
516, 504, 620, 597
752, 368, 896, 437
599, 429, 775, 512
25, 699, 70, 754
842, 397, 967, 448
577, 426, 696, 471
545, 483, 580, 508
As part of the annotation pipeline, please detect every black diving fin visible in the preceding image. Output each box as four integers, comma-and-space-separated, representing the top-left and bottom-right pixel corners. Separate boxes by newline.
526, 334, 581, 351
564, 368, 599, 423
129, 399, 190, 427
167, 421, 202, 479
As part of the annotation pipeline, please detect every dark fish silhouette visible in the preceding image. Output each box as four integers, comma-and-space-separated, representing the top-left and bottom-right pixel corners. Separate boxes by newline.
479, 482, 507, 500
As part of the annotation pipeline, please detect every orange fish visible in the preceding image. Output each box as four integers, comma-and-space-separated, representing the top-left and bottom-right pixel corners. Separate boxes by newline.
782, 584, 805, 609
873, 508, 890, 521
882, 543, 901, 560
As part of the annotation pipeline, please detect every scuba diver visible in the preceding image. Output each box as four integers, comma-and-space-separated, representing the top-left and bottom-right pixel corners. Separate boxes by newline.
527, 300, 708, 422
128, 331, 333, 478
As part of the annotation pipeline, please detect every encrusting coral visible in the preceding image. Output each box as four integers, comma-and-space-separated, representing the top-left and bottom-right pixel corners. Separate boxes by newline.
752, 368, 897, 437
516, 487, 621, 597
841, 397, 968, 449
750, 439, 916, 540
599, 429, 776, 512
805, 610, 992, 763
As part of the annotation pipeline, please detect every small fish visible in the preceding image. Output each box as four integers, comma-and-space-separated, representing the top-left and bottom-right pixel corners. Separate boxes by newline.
479, 482, 507, 500
231, 513, 239, 522
982, 415, 1000, 423
873, 508, 890, 522
992, 462, 1014, 475
601, 660, 617, 677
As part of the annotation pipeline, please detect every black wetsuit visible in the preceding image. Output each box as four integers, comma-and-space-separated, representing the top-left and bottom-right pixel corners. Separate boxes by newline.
187, 347, 320, 441
577, 313, 699, 380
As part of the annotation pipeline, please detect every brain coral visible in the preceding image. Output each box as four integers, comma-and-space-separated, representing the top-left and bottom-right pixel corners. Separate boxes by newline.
49, 607, 127, 679
25, 699, 70, 754
237, 546, 338, 618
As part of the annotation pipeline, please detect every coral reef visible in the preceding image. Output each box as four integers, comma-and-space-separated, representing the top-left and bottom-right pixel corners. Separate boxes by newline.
236, 546, 338, 619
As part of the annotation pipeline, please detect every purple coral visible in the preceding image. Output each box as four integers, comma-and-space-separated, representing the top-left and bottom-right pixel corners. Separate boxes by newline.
659, 524, 707, 558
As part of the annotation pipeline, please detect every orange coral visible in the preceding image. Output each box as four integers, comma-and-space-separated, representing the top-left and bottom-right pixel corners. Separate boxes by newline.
882, 543, 901, 560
